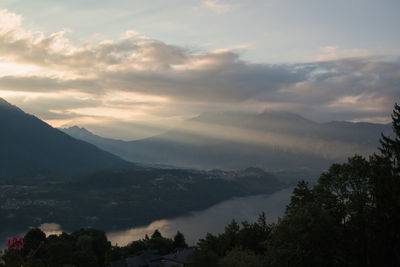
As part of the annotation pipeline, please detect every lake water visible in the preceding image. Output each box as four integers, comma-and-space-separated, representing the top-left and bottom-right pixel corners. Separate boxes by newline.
107, 187, 293, 246
2, 187, 293, 248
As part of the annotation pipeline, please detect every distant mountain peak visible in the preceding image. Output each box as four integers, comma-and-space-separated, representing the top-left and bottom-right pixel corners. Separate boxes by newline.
258, 110, 316, 124
65, 125, 93, 134
191, 110, 316, 126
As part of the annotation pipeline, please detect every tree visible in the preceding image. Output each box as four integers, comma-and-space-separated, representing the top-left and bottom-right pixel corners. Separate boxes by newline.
172, 231, 188, 249
71, 250, 98, 267
23, 228, 46, 257
238, 213, 271, 254
265, 103, 400, 267
267, 179, 344, 267
219, 247, 265, 267
190, 216, 274, 266
369, 103, 400, 266
379, 102, 400, 173
46, 238, 74, 266
314, 156, 374, 266
151, 229, 162, 239
71, 228, 110, 267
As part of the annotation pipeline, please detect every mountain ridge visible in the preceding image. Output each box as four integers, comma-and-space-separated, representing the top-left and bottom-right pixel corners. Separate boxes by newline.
0, 97, 133, 178
61, 111, 392, 175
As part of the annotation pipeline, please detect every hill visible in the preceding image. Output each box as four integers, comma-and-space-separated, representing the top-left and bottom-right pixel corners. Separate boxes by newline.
0, 98, 132, 178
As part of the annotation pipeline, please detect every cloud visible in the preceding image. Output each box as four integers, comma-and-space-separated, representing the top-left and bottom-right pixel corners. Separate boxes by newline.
121, 30, 140, 39
202, 0, 234, 14
316, 46, 369, 61
0, 9, 398, 139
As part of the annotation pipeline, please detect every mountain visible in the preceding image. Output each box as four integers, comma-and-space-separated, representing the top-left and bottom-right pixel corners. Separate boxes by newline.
0, 98, 132, 178
0, 98, 287, 237
62, 111, 392, 175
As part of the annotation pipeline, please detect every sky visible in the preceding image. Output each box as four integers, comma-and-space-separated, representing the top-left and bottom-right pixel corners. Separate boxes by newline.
0, 0, 399, 139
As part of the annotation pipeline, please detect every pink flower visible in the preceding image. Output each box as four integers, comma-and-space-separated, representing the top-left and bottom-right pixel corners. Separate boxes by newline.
5, 236, 24, 251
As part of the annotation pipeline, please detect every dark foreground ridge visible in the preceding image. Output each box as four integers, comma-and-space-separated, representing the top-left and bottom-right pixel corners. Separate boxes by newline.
0, 98, 133, 178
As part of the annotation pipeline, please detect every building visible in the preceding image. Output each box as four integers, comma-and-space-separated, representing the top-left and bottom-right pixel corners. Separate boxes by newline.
109, 248, 195, 267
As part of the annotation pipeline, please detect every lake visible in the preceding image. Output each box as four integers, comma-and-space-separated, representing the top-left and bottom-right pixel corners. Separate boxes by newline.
1, 187, 293, 248
106, 186, 293, 246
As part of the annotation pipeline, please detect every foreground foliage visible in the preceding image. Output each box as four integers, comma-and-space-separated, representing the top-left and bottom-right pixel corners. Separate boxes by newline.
1, 228, 187, 267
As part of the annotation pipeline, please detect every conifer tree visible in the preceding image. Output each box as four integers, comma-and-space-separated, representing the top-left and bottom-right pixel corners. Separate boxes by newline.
379, 102, 400, 173
371, 103, 400, 266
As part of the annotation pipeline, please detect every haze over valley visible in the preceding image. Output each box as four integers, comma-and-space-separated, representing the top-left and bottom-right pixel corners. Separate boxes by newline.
62, 111, 391, 175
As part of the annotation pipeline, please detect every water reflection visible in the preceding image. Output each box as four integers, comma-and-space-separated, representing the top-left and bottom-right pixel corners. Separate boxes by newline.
40, 223, 62, 236
107, 187, 293, 246
5, 187, 292, 248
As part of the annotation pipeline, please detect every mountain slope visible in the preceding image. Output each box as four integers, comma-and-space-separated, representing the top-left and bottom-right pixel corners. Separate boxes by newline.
0, 98, 288, 238
0, 98, 132, 178
62, 111, 392, 173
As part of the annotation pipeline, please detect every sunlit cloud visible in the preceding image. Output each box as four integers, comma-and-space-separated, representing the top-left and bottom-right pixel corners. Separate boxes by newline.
0, 9, 398, 139
326, 94, 387, 113
316, 46, 369, 61
121, 30, 140, 40
202, 0, 234, 14
0, 9, 23, 34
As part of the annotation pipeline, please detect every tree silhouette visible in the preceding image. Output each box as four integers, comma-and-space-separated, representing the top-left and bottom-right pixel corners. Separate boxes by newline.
173, 231, 188, 249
